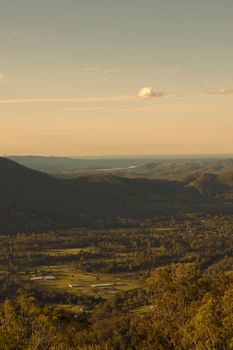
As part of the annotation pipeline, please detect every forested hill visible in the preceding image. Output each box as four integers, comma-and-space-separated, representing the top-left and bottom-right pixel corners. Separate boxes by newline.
0, 157, 232, 232
182, 172, 233, 195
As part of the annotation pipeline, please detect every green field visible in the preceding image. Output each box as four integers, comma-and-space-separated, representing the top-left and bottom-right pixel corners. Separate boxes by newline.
44, 247, 90, 256
23, 253, 140, 298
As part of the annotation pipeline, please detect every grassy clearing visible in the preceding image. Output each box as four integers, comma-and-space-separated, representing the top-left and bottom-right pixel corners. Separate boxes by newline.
44, 247, 90, 256
23, 264, 140, 297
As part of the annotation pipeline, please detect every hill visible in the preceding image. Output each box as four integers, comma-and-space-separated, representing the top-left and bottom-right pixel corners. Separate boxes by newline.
0, 157, 232, 232
122, 159, 233, 179
182, 172, 233, 195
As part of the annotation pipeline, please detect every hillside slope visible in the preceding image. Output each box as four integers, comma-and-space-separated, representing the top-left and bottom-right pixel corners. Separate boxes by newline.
0, 158, 232, 232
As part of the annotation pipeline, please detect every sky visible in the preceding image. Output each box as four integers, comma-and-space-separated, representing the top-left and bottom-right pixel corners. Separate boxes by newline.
0, 0, 233, 156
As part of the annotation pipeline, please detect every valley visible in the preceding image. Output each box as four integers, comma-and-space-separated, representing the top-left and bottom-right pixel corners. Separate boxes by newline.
0, 157, 233, 349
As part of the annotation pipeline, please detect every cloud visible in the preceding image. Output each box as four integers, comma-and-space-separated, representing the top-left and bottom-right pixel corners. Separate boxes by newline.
137, 87, 164, 99
77, 67, 180, 75
0, 89, 168, 105
162, 68, 181, 73
12, 29, 31, 37
77, 67, 127, 75
0, 88, 166, 106
136, 68, 181, 73
0, 95, 135, 105
209, 88, 233, 96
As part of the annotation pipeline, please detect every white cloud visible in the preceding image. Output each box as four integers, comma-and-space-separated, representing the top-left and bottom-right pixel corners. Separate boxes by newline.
210, 88, 233, 96
0, 87, 166, 105
0, 88, 168, 105
137, 87, 164, 99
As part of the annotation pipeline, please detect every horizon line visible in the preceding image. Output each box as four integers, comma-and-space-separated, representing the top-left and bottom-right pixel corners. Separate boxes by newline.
2, 153, 233, 159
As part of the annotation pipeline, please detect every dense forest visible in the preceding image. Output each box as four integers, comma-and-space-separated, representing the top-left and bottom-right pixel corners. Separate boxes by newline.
0, 216, 233, 349
1, 265, 233, 350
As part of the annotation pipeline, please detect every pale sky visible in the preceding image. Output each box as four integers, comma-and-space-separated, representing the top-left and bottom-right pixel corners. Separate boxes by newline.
0, 0, 233, 156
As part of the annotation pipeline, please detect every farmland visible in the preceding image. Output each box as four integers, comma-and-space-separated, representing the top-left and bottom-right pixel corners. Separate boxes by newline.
1, 216, 233, 349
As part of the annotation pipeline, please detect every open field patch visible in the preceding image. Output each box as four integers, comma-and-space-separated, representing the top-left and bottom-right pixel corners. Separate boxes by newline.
22, 264, 140, 297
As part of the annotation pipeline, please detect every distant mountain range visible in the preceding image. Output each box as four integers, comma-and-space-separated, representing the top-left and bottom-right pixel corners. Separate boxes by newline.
0, 157, 233, 232
7, 156, 148, 176
7, 155, 233, 179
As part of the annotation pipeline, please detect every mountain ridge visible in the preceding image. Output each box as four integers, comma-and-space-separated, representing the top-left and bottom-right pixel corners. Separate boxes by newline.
0, 157, 232, 232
